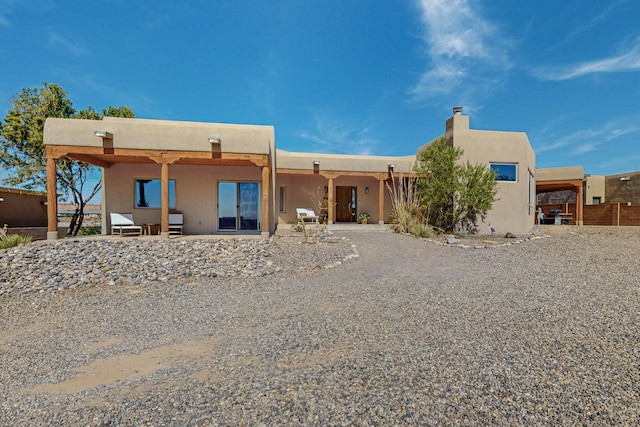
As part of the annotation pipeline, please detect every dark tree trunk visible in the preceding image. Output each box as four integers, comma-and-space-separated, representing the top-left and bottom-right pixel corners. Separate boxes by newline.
67, 207, 85, 236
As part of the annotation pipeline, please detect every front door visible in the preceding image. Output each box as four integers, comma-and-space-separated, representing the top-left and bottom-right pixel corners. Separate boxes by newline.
218, 182, 261, 231
336, 186, 357, 222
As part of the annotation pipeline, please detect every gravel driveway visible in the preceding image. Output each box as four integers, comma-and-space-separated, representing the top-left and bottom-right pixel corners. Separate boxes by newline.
1, 228, 639, 425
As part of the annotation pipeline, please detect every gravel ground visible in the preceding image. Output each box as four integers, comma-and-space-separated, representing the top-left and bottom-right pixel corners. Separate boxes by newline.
1, 227, 639, 425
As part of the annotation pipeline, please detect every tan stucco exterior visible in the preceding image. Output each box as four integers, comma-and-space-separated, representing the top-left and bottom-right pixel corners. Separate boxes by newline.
43, 109, 539, 238
0, 187, 48, 228
585, 175, 605, 205
419, 110, 536, 234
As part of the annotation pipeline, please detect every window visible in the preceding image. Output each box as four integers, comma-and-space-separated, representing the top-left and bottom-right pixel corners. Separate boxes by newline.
490, 163, 517, 182
279, 186, 286, 212
135, 179, 176, 208
592, 197, 601, 205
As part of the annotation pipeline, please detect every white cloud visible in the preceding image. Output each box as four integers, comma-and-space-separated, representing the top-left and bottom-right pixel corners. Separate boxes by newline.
408, 0, 511, 103
536, 40, 640, 81
48, 32, 88, 56
297, 112, 378, 155
535, 120, 640, 156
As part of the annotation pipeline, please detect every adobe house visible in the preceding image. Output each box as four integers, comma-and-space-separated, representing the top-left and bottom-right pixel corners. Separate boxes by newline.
422, 107, 537, 234
0, 186, 48, 228
43, 108, 536, 239
0, 186, 49, 239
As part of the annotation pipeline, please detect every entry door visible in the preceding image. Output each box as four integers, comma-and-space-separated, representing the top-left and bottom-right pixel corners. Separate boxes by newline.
336, 186, 357, 222
218, 182, 261, 231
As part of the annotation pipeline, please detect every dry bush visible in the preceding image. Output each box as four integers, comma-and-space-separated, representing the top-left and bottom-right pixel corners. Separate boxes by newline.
386, 172, 432, 236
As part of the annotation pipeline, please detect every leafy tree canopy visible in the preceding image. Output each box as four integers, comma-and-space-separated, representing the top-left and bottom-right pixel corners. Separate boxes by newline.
0, 82, 135, 235
415, 137, 497, 233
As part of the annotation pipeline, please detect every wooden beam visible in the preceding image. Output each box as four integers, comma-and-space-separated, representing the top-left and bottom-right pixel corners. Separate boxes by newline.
378, 179, 385, 224
261, 166, 270, 235
327, 177, 334, 224
160, 163, 169, 238
66, 154, 114, 168
577, 180, 584, 225
46, 145, 269, 166
277, 168, 389, 180
46, 157, 58, 239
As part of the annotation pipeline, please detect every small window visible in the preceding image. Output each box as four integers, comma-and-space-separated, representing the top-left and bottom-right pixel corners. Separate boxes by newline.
135, 179, 176, 208
592, 197, 601, 205
490, 163, 517, 182
279, 186, 286, 212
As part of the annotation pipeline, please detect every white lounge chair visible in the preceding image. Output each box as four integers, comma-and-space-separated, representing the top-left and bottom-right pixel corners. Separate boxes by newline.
296, 208, 319, 226
169, 213, 183, 235
110, 213, 142, 236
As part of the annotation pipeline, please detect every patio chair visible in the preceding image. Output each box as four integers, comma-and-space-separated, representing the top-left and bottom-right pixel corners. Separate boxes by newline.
296, 208, 319, 226
168, 213, 183, 235
110, 213, 142, 236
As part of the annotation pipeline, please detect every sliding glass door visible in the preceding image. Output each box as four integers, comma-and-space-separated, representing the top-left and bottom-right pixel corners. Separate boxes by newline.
218, 182, 260, 231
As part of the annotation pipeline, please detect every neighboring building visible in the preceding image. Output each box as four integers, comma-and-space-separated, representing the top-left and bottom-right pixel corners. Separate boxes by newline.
0, 186, 48, 228
536, 166, 585, 225
43, 108, 537, 239
585, 175, 605, 205
537, 169, 640, 226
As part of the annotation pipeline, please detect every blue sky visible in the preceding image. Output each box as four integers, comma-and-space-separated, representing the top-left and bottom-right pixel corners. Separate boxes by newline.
1, 0, 640, 188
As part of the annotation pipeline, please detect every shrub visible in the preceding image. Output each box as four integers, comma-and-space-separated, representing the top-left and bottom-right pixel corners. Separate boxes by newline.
409, 222, 434, 238
77, 225, 102, 236
415, 137, 497, 233
0, 234, 33, 249
386, 172, 422, 234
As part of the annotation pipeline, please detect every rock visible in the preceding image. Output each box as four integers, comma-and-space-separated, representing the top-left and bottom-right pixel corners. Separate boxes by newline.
446, 235, 462, 244
505, 232, 517, 238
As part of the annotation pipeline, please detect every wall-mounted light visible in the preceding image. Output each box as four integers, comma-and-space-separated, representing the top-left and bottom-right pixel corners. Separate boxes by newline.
208, 137, 221, 144
313, 160, 320, 166
324, 186, 328, 193
94, 131, 113, 138
40, 201, 48, 205
0, 197, 4, 202
365, 187, 369, 194
620, 177, 631, 181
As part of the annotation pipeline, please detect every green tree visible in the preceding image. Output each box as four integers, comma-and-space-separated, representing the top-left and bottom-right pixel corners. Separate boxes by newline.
415, 137, 497, 233
0, 82, 134, 236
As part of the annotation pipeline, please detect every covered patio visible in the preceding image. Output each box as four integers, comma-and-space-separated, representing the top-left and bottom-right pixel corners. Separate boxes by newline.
44, 117, 276, 240
536, 166, 584, 226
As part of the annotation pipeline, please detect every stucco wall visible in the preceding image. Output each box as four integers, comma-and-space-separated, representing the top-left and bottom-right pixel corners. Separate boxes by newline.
447, 114, 536, 235
103, 163, 264, 234
275, 175, 394, 224
276, 150, 416, 174
45, 117, 275, 155
585, 175, 605, 204
0, 188, 48, 228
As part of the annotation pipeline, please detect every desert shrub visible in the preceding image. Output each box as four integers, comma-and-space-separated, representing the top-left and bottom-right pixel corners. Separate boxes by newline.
386, 172, 422, 234
415, 137, 497, 233
77, 225, 102, 236
0, 234, 33, 249
409, 222, 434, 238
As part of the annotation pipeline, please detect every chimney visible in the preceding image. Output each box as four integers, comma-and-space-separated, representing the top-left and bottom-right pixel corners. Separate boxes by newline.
453, 106, 463, 116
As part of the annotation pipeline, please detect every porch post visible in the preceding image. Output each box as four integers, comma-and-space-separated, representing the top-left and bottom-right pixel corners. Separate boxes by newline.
160, 162, 170, 239
327, 177, 334, 224
46, 156, 59, 240
576, 182, 584, 226
378, 179, 385, 224
261, 166, 270, 238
